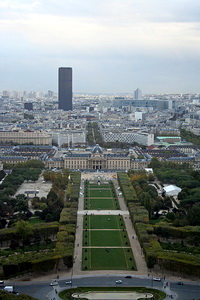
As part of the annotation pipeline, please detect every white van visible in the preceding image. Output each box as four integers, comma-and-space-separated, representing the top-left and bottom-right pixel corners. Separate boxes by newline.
4, 286, 14, 293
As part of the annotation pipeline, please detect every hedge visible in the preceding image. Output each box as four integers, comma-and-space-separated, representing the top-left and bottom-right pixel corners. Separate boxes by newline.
55, 171, 81, 269
2, 250, 58, 277
0, 222, 59, 244
154, 223, 200, 239
157, 251, 200, 277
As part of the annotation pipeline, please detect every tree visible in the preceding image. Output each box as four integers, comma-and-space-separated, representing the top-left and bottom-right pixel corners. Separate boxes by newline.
16, 220, 33, 246
147, 173, 155, 182
166, 212, 176, 221
148, 157, 162, 169
187, 204, 200, 226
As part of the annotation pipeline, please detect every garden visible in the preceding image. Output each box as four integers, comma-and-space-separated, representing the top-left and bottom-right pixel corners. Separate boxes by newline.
82, 247, 136, 270
84, 182, 119, 210
83, 215, 125, 230
82, 180, 135, 271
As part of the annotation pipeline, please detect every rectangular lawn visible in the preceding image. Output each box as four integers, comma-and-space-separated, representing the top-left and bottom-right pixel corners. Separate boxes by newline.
84, 198, 119, 210
87, 184, 110, 189
83, 230, 130, 247
82, 247, 136, 270
82, 180, 136, 272
88, 188, 115, 197
83, 215, 125, 230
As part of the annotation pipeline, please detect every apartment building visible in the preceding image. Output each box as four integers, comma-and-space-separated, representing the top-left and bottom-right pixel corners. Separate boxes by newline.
0, 130, 52, 145
102, 131, 154, 146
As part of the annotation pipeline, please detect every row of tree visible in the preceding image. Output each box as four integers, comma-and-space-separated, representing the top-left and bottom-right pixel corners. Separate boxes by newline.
86, 121, 140, 149
117, 171, 200, 275
55, 171, 81, 270
0, 168, 81, 277
86, 122, 95, 145
180, 128, 200, 145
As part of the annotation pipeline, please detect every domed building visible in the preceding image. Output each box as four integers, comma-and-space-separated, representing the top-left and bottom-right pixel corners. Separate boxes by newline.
46, 144, 132, 170
91, 144, 103, 154
46, 144, 150, 171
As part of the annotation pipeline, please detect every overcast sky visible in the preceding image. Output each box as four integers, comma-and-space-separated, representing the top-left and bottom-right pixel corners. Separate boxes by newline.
1, 0, 200, 94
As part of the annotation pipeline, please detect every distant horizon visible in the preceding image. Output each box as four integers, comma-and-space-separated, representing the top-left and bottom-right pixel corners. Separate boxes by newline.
1, 90, 199, 97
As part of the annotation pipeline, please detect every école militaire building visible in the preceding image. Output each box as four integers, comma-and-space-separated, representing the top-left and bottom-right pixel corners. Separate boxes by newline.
46, 145, 150, 171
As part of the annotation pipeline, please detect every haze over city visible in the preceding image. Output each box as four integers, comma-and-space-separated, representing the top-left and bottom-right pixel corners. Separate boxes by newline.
1, 0, 200, 94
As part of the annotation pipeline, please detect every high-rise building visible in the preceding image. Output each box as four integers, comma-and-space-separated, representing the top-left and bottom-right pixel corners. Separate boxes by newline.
134, 88, 142, 100
24, 102, 33, 111
48, 90, 54, 98
58, 67, 72, 111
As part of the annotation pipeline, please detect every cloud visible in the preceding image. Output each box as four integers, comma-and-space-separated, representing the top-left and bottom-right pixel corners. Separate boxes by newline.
1, 0, 200, 93
3, 13, 199, 58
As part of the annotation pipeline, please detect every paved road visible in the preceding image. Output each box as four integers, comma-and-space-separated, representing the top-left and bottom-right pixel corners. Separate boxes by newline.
9, 275, 200, 300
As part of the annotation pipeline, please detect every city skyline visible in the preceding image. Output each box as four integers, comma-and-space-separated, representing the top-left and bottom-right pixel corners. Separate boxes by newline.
1, 0, 200, 94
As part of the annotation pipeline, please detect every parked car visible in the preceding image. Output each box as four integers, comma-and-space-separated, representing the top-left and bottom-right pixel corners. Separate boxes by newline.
153, 277, 161, 281
115, 280, 122, 284
177, 281, 184, 285
125, 275, 132, 278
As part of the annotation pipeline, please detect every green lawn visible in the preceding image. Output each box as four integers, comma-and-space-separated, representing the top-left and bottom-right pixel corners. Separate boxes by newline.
83, 215, 125, 229
82, 247, 136, 270
84, 182, 118, 210
82, 180, 135, 271
88, 189, 115, 198
84, 198, 119, 210
86, 183, 111, 189
28, 217, 45, 225
83, 230, 130, 247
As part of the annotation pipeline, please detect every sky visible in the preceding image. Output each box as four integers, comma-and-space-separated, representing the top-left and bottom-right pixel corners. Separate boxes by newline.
1, 0, 200, 94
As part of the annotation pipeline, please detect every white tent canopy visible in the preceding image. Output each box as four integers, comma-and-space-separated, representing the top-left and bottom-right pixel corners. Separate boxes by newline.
163, 184, 181, 196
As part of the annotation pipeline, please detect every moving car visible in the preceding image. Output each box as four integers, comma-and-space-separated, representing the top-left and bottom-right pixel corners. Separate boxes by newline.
177, 281, 184, 285
115, 280, 122, 284
50, 280, 58, 286
153, 277, 161, 281
65, 280, 72, 285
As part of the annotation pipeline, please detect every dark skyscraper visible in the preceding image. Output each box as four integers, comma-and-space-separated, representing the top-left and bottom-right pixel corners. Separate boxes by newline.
58, 67, 72, 111
24, 102, 33, 111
